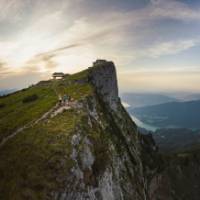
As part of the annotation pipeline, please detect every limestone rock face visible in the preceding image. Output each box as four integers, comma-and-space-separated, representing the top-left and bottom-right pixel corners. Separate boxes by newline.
51, 61, 159, 199
54, 96, 157, 200
89, 60, 119, 110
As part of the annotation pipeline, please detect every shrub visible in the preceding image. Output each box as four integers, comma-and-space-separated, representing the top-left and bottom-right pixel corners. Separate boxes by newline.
0, 103, 5, 109
22, 94, 39, 103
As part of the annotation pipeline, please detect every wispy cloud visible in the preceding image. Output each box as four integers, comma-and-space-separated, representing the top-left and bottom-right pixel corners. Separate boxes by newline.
0, 0, 200, 91
25, 43, 82, 72
0, 60, 6, 69
142, 39, 199, 58
150, 0, 200, 21
0, 60, 13, 77
119, 70, 200, 93
0, 0, 23, 20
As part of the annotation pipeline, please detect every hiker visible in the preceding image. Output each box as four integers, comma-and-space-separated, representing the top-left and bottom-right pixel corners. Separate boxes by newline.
63, 94, 68, 106
58, 95, 62, 106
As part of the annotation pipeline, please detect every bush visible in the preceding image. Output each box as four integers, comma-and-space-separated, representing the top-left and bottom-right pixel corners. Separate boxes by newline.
0, 103, 5, 109
22, 94, 39, 103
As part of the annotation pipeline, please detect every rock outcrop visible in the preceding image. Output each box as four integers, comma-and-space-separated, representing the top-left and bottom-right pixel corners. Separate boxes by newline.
51, 60, 159, 199
89, 60, 119, 110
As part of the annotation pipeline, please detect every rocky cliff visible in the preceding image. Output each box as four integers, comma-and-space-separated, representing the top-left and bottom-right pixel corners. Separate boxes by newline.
89, 60, 119, 110
0, 60, 160, 200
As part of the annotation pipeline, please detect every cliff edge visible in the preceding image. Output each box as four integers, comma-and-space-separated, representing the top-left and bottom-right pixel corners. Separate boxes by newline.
0, 60, 158, 200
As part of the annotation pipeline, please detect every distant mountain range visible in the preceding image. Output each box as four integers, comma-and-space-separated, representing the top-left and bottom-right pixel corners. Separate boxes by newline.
169, 92, 200, 101
130, 100, 200, 129
121, 92, 177, 108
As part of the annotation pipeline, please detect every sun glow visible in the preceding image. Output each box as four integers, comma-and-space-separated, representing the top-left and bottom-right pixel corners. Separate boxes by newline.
1, 0, 200, 92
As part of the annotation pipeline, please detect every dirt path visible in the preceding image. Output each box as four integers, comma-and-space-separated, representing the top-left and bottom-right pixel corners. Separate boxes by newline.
0, 80, 77, 148
0, 103, 72, 148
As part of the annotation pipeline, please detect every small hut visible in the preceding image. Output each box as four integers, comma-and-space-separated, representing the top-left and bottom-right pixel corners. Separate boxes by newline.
52, 72, 65, 79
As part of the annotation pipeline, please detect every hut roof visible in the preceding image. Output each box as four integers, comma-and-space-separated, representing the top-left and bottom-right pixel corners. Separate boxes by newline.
52, 72, 65, 77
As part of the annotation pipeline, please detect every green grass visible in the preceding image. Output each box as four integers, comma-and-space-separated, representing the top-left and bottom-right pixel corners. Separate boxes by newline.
0, 109, 81, 200
0, 68, 94, 142
69, 68, 89, 81
52, 70, 93, 100
55, 82, 93, 100
0, 85, 57, 141
0, 66, 100, 199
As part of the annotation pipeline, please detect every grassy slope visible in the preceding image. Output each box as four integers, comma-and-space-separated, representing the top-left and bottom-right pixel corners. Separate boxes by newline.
0, 69, 92, 142
53, 69, 92, 100
0, 109, 81, 199
0, 85, 57, 141
0, 68, 95, 199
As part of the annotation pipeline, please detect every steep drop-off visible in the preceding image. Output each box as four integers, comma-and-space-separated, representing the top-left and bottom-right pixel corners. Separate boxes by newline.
0, 60, 158, 200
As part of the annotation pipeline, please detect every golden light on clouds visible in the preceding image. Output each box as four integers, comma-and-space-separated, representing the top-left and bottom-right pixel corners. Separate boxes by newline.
119, 70, 200, 92
0, 0, 200, 92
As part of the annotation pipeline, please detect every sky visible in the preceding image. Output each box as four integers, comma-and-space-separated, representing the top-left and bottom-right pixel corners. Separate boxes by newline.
0, 0, 200, 93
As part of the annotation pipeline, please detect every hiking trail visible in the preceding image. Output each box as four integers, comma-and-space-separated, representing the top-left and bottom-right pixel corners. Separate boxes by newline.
0, 82, 76, 148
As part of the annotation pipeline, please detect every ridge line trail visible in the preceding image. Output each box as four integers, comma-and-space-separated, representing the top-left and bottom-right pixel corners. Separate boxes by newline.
0, 82, 74, 148
0, 103, 71, 148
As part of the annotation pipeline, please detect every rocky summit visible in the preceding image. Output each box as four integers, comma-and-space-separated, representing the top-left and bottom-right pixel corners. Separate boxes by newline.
0, 60, 200, 200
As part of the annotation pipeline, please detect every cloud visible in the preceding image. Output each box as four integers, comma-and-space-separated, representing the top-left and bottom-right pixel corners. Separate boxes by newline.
150, 0, 200, 21
144, 39, 199, 58
0, 61, 6, 68
0, 59, 14, 77
104, 39, 200, 66
0, 69, 47, 89
25, 43, 82, 72
1, 0, 200, 90
0, 0, 23, 20
16, 15, 121, 73
119, 70, 200, 93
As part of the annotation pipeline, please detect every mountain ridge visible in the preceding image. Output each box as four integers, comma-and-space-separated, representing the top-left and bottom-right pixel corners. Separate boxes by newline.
0, 60, 158, 200
131, 99, 200, 129
1, 60, 200, 200
121, 93, 177, 108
